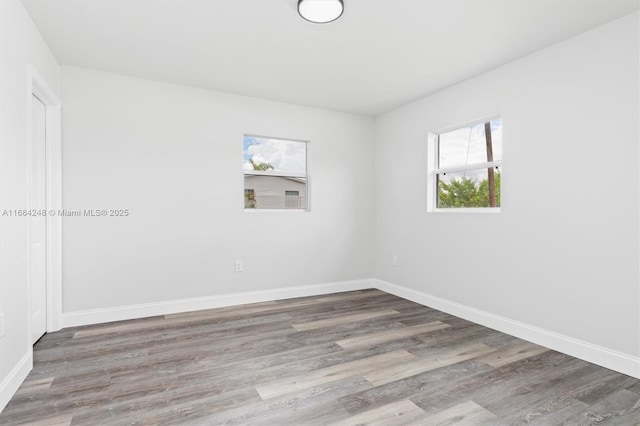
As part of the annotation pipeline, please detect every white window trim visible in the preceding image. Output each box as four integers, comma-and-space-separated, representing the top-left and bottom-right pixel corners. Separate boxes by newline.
243, 209, 308, 213
434, 161, 501, 176
242, 135, 310, 212
431, 207, 501, 214
427, 117, 502, 213
243, 170, 306, 179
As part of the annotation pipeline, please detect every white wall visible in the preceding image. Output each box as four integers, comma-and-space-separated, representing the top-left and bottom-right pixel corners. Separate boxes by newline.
61, 66, 374, 315
374, 11, 639, 367
0, 0, 60, 411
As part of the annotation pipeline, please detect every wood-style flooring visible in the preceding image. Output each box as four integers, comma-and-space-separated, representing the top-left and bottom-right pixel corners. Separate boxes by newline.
1, 289, 639, 425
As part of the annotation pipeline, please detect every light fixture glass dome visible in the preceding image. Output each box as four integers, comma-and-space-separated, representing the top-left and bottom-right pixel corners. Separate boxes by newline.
298, 0, 344, 24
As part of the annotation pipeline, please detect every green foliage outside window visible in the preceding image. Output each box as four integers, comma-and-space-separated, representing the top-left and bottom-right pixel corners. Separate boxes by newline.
249, 159, 274, 171
438, 171, 501, 208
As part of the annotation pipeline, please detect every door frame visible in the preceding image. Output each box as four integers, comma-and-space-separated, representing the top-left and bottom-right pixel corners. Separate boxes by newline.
26, 64, 62, 335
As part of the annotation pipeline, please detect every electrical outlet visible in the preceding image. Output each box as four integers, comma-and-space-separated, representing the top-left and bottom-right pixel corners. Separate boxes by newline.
235, 260, 243, 272
392, 255, 398, 267
0, 313, 5, 339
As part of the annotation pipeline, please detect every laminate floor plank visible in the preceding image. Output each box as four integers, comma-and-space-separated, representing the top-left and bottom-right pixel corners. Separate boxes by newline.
474, 340, 550, 368
286, 296, 416, 322
526, 399, 591, 426
34, 321, 298, 365
178, 338, 427, 392
69, 381, 261, 426
201, 376, 371, 426
2, 289, 639, 425
19, 413, 73, 426
336, 321, 450, 350
419, 400, 497, 425
573, 372, 640, 405
292, 309, 399, 331
468, 364, 633, 426
255, 349, 417, 399
627, 380, 640, 395
404, 349, 589, 414
394, 309, 456, 327
332, 399, 428, 426
13, 377, 54, 396
175, 341, 345, 383
363, 342, 497, 386
73, 311, 294, 339
338, 359, 494, 416
568, 389, 640, 425
452, 354, 595, 417
286, 319, 411, 348
415, 322, 500, 349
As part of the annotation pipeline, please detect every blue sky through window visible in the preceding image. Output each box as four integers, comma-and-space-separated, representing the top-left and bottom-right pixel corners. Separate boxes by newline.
438, 118, 502, 170
243, 135, 306, 175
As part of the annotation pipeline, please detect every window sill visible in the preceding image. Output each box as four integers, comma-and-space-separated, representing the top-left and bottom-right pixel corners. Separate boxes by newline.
244, 209, 310, 213
429, 208, 501, 214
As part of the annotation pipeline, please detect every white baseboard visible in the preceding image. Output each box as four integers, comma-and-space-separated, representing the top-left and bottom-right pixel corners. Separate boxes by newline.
374, 279, 640, 379
62, 279, 374, 328
0, 350, 32, 413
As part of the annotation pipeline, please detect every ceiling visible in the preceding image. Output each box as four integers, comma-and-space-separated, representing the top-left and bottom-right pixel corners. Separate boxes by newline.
22, 0, 639, 116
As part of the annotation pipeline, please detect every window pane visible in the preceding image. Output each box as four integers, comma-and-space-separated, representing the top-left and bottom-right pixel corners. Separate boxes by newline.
437, 168, 501, 208
243, 136, 306, 175
244, 189, 256, 208
438, 118, 502, 169
285, 191, 301, 209
244, 176, 307, 209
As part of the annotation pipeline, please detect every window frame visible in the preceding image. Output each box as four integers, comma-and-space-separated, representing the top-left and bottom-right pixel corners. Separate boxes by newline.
242, 134, 310, 212
427, 116, 502, 213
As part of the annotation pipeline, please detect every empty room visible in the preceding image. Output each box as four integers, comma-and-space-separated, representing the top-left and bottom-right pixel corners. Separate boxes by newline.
1, 0, 639, 424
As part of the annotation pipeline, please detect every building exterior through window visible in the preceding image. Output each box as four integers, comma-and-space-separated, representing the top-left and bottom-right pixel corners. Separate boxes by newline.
243, 135, 308, 210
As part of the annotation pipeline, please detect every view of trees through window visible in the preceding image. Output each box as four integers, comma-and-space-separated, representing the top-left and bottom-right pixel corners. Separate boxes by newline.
438, 170, 501, 208
436, 118, 502, 209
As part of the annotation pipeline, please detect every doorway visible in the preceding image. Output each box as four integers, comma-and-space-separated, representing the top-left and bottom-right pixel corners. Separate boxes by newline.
27, 65, 63, 342
29, 94, 47, 343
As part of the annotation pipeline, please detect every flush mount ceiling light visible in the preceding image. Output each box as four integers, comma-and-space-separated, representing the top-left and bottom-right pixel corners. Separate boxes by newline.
298, 0, 344, 24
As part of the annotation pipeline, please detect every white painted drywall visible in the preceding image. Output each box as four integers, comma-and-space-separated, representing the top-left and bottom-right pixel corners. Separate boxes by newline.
60, 67, 375, 313
374, 12, 639, 357
0, 0, 60, 410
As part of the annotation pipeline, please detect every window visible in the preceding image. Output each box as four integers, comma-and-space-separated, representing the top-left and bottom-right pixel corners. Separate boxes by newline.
244, 189, 256, 208
285, 190, 301, 209
243, 135, 308, 210
428, 118, 502, 211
